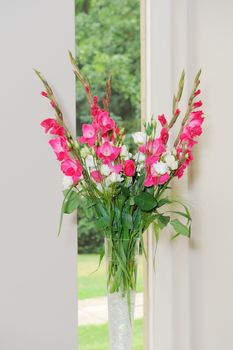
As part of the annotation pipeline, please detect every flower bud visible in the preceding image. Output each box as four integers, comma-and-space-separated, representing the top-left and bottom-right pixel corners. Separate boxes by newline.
41, 91, 48, 97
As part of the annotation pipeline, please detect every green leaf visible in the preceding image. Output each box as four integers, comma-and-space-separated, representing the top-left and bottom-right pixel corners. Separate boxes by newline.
96, 217, 108, 229
153, 221, 160, 243
91, 246, 105, 274
63, 190, 80, 214
170, 219, 191, 238
123, 213, 133, 230
133, 208, 141, 231
158, 215, 170, 229
58, 186, 74, 236
157, 197, 171, 208
167, 210, 190, 220
134, 192, 158, 212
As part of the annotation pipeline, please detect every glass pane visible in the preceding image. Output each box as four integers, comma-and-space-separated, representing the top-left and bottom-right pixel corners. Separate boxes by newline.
75, 0, 142, 348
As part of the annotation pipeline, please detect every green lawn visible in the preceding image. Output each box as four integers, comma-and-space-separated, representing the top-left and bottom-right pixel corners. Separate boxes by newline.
78, 254, 143, 299
78, 319, 143, 350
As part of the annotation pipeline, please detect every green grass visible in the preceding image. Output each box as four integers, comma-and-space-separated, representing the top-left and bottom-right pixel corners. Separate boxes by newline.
78, 319, 143, 350
78, 254, 143, 300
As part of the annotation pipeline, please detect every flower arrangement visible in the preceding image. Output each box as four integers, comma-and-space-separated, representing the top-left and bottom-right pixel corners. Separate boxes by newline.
35, 52, 204, 347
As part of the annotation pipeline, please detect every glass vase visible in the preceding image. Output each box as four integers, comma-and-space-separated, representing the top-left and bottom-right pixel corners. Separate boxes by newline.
105, 238, 139, 350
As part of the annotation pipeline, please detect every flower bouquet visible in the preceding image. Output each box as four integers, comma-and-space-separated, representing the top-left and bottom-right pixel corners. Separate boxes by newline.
35, 52, 204, 350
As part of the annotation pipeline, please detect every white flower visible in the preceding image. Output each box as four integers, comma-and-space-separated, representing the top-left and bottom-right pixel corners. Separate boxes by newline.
165, 154, 178, 170
96, 183, 104, 192
132, 131, 146, 145
120, 145, 132, 159
152, 161, 168, 175
100, 164, 111, 176
80, 146, 90, 158
85, 155, 95, 168
62, 176, 73, 190
172, 148, 177, 157
105, 172, 123, 186
134, 152, 145, 163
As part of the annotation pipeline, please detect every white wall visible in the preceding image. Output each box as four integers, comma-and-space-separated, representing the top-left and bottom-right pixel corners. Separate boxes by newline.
147, 0, 233, 349
0, 2, 77, 350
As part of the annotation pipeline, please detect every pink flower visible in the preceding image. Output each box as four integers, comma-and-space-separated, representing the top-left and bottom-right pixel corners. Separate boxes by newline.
188, 111, 204, 138
41, 91, 48, 97
184, 149, 194, 166
91, 96, 100, 118
41, 118, 55, 133
160, 128, 169, 144
123, 160, 136, 177
175, 108, 180, 116
175, 164, 186, 179
144, 175, 155, 187
193, 100, 202, 109
90, 170, 104, 183
97, 141, 121, 163
50, 100, 56, 109
158, 114, 167, 127
159, 173, 170, 184
145, 155, 160, 167
96, 111, 115, 134
61, 158, 82, 183
111, 163, 123, 174
79, 124, 97, 147
151, 139, 166, 156
179, 129, 197, 149
138, 144, 146, 153
41, 118, 65, 136
194, 89, 201, 97
49, 137, 69, 161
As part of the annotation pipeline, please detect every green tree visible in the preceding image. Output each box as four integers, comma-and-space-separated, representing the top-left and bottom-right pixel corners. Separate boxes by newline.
75, 0, 140, 134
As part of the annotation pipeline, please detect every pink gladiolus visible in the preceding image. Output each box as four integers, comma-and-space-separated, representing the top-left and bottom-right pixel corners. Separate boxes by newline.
96, 111, 115, 134
97, 141, 121, 163
146, 155, 160, 167
175, 108, 180, 116
152, 139, 166, 157
111, 163, 123, 174
158, 114, 167, 127
160, 128, 169, 144
188, 111, 204, 137
41, 91, 48, 97
41, 118, 55, 133
144, 175, 154, 187
61, 158, 82, 183
159, 173, 170, 185
175, 164, 186, 179
193, 100, 202, 109
184, 149, 194, 166
91, 170, 104, 183
179, 129, 197, 149
79, 124, 97, 147
41, 118, 65, 136
91, 96, 100, 118
123, 160, 136, 177
49, 137, 69, 161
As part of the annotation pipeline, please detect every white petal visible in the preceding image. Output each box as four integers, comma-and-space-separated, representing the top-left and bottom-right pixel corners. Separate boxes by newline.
132, 131, 146, 145
62, 176, 73, 190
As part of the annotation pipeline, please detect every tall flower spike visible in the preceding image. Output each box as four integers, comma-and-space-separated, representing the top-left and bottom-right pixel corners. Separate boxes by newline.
174, 69, 202, 147
168, 70, 185, 129
68, 51, 93, 106
103, 75, 112, 112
